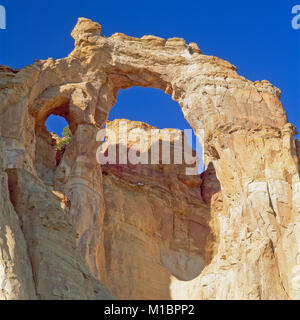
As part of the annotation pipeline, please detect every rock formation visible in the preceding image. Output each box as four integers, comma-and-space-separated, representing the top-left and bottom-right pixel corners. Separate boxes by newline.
0, 18, 299, 300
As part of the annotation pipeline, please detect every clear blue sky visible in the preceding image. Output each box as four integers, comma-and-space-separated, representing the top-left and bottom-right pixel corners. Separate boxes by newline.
0, 0, 299, 145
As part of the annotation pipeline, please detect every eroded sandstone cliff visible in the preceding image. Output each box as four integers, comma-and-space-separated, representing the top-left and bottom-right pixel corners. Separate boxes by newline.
0, 18, 299, 300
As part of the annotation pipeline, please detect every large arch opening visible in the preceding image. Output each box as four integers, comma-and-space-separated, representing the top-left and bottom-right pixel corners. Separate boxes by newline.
108, 87, 205, 173
99, 86, 218, 299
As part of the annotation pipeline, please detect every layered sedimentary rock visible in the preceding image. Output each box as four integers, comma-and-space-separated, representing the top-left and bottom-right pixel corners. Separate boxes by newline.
0, 18, 299, 300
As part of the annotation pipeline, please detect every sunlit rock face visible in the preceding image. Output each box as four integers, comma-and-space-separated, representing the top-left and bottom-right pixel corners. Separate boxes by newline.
0, 18, 299, 300
0, 137, 36, 300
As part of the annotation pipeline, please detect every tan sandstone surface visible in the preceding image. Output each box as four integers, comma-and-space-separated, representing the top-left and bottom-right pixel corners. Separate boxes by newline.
0, 18, 299, 299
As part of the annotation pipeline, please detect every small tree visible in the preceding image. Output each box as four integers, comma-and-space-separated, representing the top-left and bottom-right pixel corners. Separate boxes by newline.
57, 125, 72, 150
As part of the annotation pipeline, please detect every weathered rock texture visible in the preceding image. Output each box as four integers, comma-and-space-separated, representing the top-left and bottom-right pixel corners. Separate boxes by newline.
0, 18, 299, 300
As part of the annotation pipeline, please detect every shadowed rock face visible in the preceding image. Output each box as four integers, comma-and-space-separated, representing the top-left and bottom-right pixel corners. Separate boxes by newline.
0, 17, 299, 300
100, 119, 212, 299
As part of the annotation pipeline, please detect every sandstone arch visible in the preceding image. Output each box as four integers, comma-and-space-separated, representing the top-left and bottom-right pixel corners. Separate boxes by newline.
0, 18, 299, 299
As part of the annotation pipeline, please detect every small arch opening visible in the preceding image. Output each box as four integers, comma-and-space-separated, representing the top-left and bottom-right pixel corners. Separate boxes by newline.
34, 113, 73, 186
44, 114, 73, 168
45, 114, 69, 137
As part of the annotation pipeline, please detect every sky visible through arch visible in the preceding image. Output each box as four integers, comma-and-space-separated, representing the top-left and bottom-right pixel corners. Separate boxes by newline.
108, 87, 205, 172
1, 0, 298, 145
45, 115, 69, 137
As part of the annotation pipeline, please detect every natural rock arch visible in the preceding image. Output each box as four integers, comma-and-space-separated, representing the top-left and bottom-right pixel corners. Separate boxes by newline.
0, 18, 299, 299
